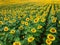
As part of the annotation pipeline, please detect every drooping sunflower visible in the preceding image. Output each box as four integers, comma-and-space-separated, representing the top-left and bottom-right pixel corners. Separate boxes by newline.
28, 36, 35, 43
47, 34, 55, 41
42, 13, 47, 17
1, 10, 7, 15
29, 15, 33, 20
36, 14, 41, 19
50, 28, 57, 33
13, 42, 21, 45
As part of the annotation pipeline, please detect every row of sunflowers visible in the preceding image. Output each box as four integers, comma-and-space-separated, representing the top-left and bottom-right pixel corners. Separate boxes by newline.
0, 3, 60, 45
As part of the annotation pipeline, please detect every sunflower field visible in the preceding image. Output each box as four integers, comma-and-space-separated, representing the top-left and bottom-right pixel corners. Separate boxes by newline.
0, 0, 60, 45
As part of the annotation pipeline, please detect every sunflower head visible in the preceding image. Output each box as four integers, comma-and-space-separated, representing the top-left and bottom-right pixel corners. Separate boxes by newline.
13, 42, 21, 45
36, 14, 41, 19
47, 34, 55, 41
4, 27, 9, 31
28, 37, 35, 43
34, 18, 39, 23
37, 25, 43, 29
31, 28, 36, 33
18, 26, 24, 30
30, 15, 33, 20
42, 13, 47, 17
25, 22, 29, 26
50, 28, 57, 33
46, 39, 52, 45
0, 21, 3, 25
40, 18, 46, 22
21, 20, 25, 25
26, 18, 30, 21
10, 30, 16, 34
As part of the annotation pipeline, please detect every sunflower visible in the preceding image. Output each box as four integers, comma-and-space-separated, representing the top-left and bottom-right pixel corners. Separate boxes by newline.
37, 25, 43, 29
46, 39, 52, 45
30, 15, 33, 20
10, 30, 16, 34
58, 21, 60, 24
18, 26, 24, 30
25, 22, 29, 26
50, 28, 57, 33
52, 17, 57, 23
40, 18, 46, 22
28, 37, 35, 43
1, 10, 7, 15
21, 20, 25, 25
47, 34, 55, 41
42, 13, 47, 17
13, 42, 21, 45
26, 18, 30, 21
34, 18, 39, 23
31, 28, 36, 33
0, 21, 3, 25
4, 27, 9, 31
36, 14, 41, 19
4, 17, 9, 21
